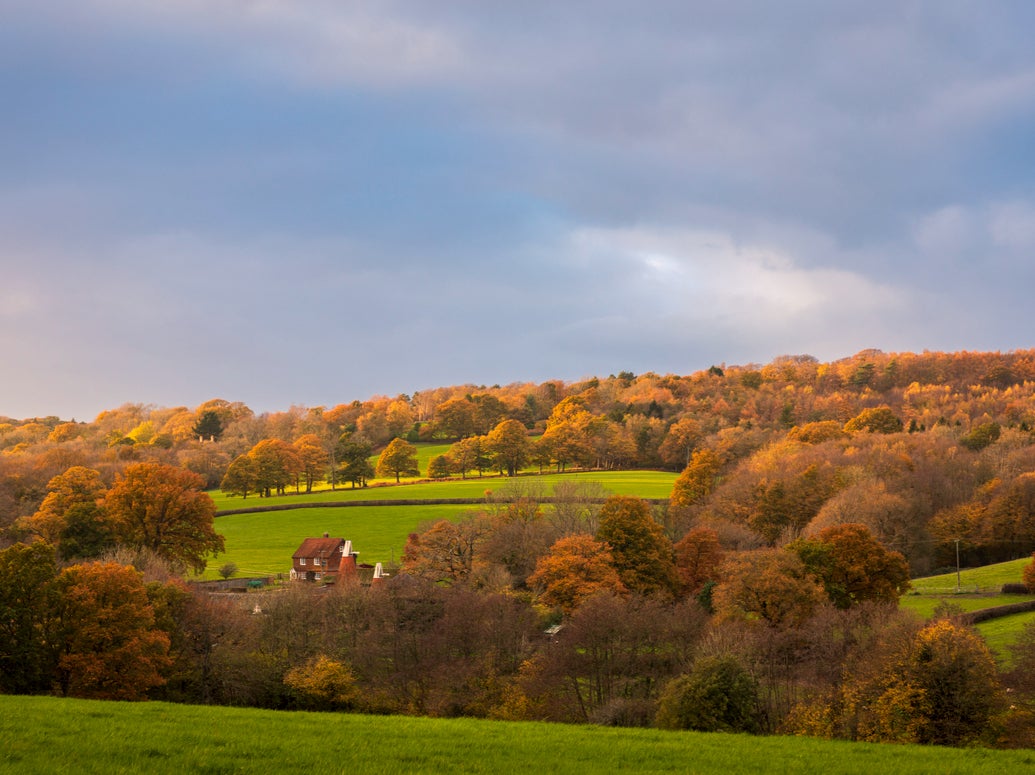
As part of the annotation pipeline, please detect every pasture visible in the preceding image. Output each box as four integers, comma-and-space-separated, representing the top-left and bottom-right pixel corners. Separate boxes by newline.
202, 470, 678, 579
2, 695, 1032, 774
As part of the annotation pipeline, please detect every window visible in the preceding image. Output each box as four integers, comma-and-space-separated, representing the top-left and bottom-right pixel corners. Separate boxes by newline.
299, 557, 306, 566
314, 572, 322, 580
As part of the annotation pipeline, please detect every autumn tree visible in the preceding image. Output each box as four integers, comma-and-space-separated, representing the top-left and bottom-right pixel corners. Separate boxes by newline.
841, 619, 1003, 746
486, 419, 531, 476
248, 438, 302, 497
104, 462, 224, 574
790, 523, 910, 609
376, 438, 420, 482
451, 436, 490, 478
402, 517, 493, 584
284, 655, 359, 711
433, 395, 477, 439
658, 417, 701, 469
427, 454, 454, 479
844, 406, 903, 434
53, 561, 172, 700
20, 466, 112, 559
220, 454, 258, 499
713, 549, 826, 628
596, 496, 676, 596
669, 449, 722, 509
673, 527, 724, 596
293, 433, 329, 493
528, 535, 626, 613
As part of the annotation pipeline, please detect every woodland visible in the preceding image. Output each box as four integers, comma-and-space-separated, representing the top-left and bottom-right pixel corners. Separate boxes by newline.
6, 348, 1035, 747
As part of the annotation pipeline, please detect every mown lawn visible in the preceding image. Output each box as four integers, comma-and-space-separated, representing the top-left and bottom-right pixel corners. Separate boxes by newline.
2, 695, 1032, 775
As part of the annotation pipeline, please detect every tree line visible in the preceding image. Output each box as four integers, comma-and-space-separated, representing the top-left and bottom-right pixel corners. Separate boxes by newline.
4, 486, 1035, 749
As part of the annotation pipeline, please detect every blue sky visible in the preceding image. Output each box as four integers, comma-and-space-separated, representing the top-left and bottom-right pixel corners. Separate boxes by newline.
4, 2, 1035, 420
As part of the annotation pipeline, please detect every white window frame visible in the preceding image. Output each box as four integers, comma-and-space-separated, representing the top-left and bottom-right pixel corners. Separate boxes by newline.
299, 557, 306, 566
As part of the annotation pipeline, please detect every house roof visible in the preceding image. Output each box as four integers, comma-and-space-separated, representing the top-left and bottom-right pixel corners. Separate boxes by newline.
292, 537, 346, 560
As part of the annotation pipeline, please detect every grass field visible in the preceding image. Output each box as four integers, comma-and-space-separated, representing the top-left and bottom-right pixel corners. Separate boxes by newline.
909, 557, 1031, 594
2, 695, 1032, 774
901, 557, 1035, 665
208, 503, 477, 578
201, 470, 679, 579
210, 469, 679, 511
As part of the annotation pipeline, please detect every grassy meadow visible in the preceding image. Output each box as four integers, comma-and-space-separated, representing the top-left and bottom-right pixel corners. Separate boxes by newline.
902, 557, 1035, 665
2, 695, 1033, 775
202, 469, 678, 579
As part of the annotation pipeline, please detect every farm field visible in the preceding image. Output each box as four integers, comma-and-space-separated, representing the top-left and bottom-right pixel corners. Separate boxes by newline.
2, 695, 1032, 775
207, 503, 476, 578
902, 557, 1035, 664
202, 470, 679, 579
210, 469, 680, 511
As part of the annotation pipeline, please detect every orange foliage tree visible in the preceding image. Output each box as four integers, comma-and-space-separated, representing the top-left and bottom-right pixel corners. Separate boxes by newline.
53, 561, 172, 700
790, 523, 910, 609
527, 535, 626, 613
104, 462, 223, 574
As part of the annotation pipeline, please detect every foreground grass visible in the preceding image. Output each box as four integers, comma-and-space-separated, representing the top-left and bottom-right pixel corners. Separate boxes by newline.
2, 696, 1032, 775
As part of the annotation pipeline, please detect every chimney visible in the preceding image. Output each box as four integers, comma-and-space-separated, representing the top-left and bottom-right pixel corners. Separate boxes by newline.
323, 532, 329, 538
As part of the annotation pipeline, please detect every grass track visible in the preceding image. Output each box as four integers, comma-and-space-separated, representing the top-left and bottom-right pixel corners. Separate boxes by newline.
2, 695, 1032, 774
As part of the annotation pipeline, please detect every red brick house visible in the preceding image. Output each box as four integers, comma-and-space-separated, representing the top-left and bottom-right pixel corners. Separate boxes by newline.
290, 534, 358, 583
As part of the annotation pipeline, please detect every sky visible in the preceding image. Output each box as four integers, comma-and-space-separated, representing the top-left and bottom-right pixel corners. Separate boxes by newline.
4, 2, 1035, 421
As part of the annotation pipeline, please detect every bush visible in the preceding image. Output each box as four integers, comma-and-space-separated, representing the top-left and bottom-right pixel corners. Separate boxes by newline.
655, 655, 759, 733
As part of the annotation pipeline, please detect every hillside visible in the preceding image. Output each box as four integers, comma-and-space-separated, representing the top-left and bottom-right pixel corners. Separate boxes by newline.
2, 695, 1030, 774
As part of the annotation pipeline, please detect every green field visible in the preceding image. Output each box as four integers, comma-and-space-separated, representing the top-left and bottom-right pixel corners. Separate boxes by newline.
2, 695, 1031, 774
901, 557, 1035, 664
209, 503, 477, 578
910, 557, 1031, 594
202, 470, 678, 579
211, 469, 679, 511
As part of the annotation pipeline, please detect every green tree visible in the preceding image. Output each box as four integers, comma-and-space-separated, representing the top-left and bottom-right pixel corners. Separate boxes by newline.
596, 496, 676, 596
376, 438, 420, 482
336, 433, 375, 488
486, 419, 531, 477
0, 542, 59, 694
192, 410, 224, 441
104, 463, 224, 574
451, 436, 490, 478
655, 655, 760, 733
